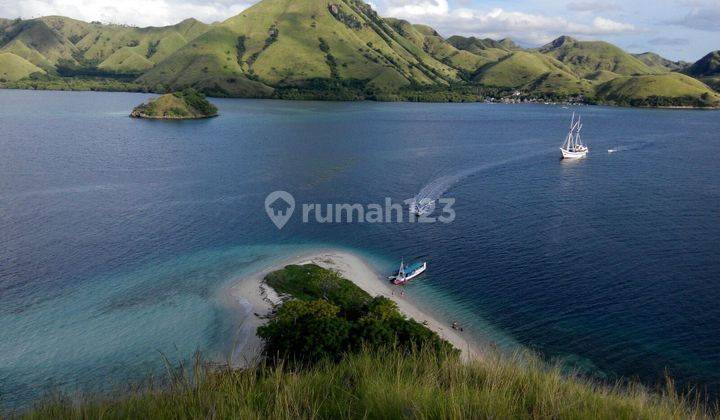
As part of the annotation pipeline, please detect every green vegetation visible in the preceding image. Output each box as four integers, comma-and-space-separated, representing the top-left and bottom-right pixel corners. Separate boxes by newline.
685, 51, 720, 78
596, 73, 720, 107
538, 36, 653, 77
15, 264, 715, 418
24, 348, 712, 419
1, 2, 719, 107
633, 52, 689, 73
684, 51, 720, 93
0, 52, 43, 81
474, 51, 592, 95
130, 88, 218, 119
447, 35, 518, 54
3, 73, 144, 91
261, 264, 455, 364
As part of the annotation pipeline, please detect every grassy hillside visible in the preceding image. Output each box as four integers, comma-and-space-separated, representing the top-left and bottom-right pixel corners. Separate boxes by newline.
633, 52, 689, 73
447, 35, 518, 53
539, 36, 653, 77
25, 349, 711, 419
475, 51, 592, 95
137, 26, 273, 97
1, 1, 719, 107
0, 19, 78, 70
0, 16, 211, 75
0, 52, 44, 81
22, 264, 712, 419
586, 69, 620, 83
684, 51, 720, 92
597, 73, 720, 107
224, 0, 458, 87
686, 51, 720, 77
130, 88, 218, 119
98, 48, 154, 73
141, 0, 472, 97
446, 35, 513, 69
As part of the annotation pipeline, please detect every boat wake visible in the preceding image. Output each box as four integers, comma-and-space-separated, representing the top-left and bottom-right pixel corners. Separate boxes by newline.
607, 141, 653, 154
410, 151, 549, 209
608, 141, 653, 153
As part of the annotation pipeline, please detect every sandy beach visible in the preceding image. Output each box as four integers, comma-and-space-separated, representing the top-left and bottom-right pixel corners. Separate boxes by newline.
226, 250, 484, 365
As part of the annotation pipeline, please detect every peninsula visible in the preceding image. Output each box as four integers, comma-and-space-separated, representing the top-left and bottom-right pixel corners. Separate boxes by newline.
22, 249, 711, 418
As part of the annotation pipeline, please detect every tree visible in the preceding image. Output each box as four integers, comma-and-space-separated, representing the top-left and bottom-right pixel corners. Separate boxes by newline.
258, 299, 350, 364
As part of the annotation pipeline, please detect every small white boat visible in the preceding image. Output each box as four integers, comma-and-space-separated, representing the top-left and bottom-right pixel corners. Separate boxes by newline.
560, 113, 588, 159
409, 199, 434, 216
608, 148, 617, 154
388, 259, 427, 285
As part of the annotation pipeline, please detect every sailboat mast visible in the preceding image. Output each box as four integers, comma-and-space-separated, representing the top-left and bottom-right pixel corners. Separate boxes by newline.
564, 113, 575, 149
575, 121, 583, 147
573, 115, 582, 149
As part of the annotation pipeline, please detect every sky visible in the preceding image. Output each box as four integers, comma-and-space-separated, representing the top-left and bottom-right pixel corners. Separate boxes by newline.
1, 0, 718, 61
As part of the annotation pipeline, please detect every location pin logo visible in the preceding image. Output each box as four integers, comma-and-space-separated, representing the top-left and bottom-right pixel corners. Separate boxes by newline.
265, 191, 295, 230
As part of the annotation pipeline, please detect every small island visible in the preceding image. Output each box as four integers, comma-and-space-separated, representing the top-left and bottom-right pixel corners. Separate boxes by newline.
130, 88, 218, 119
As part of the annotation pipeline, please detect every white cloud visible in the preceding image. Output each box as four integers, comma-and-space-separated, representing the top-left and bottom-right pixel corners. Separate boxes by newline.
1, 0, 252, 26
0, 0, 638, 44
384, 0, 449, 17
567, 1, 621, 12
374, 3, 637, 45
590, 16, 635, 33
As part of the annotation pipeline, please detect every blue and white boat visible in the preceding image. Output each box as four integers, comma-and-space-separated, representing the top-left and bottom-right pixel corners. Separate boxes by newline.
409, 199, 435, 216
388, 259, 427, 285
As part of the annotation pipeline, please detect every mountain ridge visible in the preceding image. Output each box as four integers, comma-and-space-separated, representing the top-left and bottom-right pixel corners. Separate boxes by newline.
0, 1, 718, 107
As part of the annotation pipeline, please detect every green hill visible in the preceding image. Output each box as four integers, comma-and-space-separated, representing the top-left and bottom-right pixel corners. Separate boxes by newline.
136, 26, 274, 97
585, 69, 620, 83
686, 51, 720, 77
445, 35, 513, 68
0, 16, 211, 75
0, 52, 44, 81
0, 19, 78, 70
384, 20, 488, 73
98, 48, 154, 73
141, 0, 469, 97
597, 73, 720, 107
633, 52, 688, 73
447, 35, 518, 53
1, 1, 718, 107
685, 51, 720, 92
475, 51, 592, 95
130, 88, 218, 119
223, 0, 458, 86
539, 36, 654, 77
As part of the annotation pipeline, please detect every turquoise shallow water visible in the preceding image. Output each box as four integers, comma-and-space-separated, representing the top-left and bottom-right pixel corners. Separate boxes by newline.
1, 90, 719, 410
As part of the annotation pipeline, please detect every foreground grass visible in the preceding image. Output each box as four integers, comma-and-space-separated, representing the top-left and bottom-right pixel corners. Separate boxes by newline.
25, 348, 711, 419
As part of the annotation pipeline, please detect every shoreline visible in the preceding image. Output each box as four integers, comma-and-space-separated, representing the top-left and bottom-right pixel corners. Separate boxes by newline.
1, 87, 718, 110
224, 249, 484, 366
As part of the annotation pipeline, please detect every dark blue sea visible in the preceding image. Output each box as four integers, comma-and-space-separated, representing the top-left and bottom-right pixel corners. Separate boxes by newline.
1, 90, 719, 410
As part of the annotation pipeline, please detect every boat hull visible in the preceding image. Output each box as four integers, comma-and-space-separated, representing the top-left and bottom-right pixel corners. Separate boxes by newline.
560, 148, 588, 159
391, 262, 427, 285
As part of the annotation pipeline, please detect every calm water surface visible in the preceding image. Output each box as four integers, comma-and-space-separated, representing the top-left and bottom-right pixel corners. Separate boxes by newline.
1, 90, 719, 409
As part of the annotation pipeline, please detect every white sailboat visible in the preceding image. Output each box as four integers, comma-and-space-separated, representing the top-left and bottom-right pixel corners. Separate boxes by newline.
388, 258, 427, 285
560, 113, 588, 159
